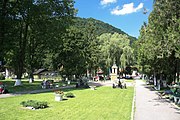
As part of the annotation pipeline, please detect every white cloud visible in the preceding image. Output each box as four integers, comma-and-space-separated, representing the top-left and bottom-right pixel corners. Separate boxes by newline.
100, 0, 117, 5
111, 3, 144, 15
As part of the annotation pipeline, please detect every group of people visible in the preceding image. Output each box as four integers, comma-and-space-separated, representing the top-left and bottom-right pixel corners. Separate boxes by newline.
0, 82, 8, 94
41, 80, 51, 89
112, 79, 126, 89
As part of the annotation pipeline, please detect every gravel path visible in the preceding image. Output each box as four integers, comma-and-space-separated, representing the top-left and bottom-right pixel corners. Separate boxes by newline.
134, 80, 180, 120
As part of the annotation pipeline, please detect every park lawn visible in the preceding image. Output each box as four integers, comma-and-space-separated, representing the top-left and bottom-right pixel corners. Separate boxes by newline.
0, 87, 134, 120
2, 79, 42, 93
1, 79, 76, 93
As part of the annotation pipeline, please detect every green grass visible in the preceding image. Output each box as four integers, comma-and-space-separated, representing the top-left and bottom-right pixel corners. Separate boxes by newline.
2, 80, 42, 93
0, 79, 76, 93
0, 87, 134, 120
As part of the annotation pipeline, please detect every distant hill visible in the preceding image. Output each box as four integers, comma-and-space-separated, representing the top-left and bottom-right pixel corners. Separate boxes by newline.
73, 17, 137, 43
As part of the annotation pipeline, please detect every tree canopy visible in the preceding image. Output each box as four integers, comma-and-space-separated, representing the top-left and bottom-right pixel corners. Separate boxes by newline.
0, 0, 76, 81
135, 0, 180, 83
0, 0, 148, 82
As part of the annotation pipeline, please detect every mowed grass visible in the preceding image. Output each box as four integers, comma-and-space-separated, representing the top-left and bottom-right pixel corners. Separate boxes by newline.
1, 79, 76, 93
0, 87, 134, 120
2, 80, 42, 93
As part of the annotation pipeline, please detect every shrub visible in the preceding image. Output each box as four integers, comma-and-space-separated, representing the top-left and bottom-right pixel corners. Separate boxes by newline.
20, 100, 48, 109
65, 92, 75, 98
0, 73, 5, 80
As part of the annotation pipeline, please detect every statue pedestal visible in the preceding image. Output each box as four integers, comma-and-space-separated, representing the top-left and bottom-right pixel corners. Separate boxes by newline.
110, 73, 118, 81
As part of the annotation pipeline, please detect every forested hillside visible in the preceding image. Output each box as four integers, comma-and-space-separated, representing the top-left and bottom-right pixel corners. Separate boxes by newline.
73, 17, 137, 43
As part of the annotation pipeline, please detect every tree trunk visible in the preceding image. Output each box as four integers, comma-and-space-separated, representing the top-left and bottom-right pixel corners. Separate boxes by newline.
5, 68, 9, 79
15, 22, 29, 85
159, 74, 163, 90
153, 71, 157, 87
172, 51, 176, 83
29, 70, 34, 83
167, 50, 176, 84
177, 59, 180, 82
28, 41, 35, 83
0, 0, 8, 63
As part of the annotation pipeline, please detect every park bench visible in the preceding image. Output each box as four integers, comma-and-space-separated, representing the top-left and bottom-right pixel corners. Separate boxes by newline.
158, 85, 180, 106
173, 88, 180, 105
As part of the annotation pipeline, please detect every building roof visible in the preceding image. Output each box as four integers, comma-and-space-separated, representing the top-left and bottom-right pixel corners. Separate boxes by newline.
33, 69, 48, 75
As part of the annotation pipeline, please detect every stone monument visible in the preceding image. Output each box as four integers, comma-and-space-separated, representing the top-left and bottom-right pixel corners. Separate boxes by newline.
110, 63, 118, 81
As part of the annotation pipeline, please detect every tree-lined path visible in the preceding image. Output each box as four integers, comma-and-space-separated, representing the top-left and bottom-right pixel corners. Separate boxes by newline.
134, 80, 180, 120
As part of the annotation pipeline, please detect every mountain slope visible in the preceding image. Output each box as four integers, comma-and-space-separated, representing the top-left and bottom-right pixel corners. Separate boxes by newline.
73, 17, 137, 43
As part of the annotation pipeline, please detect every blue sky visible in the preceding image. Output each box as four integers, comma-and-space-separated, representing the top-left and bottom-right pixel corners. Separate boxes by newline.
74, 0, 153, 38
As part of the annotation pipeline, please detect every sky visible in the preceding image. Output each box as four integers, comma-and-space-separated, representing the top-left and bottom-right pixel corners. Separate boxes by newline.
74, 0, 153, 38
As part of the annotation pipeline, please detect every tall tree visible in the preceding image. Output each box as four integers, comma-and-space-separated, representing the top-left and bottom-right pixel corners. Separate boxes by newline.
137, 0, 180, 84
98, 33, 131, 75
2, 0, 76, 84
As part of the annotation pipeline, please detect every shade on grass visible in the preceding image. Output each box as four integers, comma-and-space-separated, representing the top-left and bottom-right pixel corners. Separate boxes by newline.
1, 79, 76, 93
0, 87, 134, 120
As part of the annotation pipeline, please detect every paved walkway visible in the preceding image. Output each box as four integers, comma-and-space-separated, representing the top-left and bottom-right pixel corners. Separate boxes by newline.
88, 80, 134, 87
134, 80, 180, 120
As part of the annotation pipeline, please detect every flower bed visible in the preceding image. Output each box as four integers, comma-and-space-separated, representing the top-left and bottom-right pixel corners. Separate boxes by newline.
65, 92, 75, 98
54, 90, 64, 101
20, 100, 48, 110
